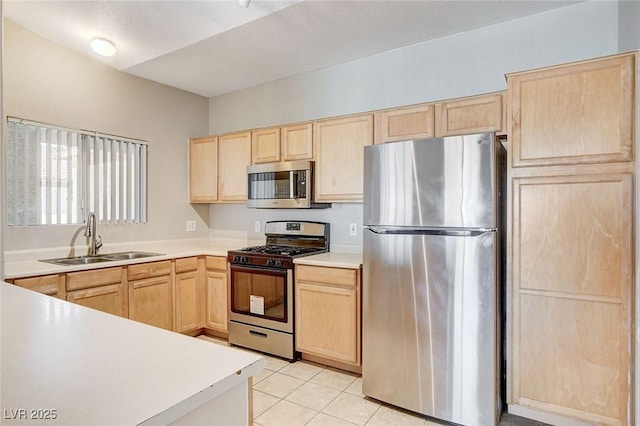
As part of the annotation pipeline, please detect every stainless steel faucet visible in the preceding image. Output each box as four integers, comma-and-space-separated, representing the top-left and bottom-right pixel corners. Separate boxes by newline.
85, 212, 103, 256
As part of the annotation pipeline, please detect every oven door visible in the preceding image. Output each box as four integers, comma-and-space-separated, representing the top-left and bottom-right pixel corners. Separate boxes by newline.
229, 264, 293, 333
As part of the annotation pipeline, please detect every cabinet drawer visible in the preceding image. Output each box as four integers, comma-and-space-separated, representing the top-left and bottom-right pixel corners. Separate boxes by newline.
67, 267, 124, 291
128, 260, 172, 280
14, 274, 63, 296
175, 257, 198, 274
206, 256, 227, 271
296, 265, 357, 288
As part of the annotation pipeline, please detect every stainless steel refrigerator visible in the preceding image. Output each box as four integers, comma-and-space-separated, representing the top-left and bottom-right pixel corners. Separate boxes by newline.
362, 133, 504, 426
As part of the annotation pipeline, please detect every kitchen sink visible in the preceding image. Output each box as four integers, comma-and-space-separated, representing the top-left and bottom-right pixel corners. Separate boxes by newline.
42, 256, 115, 266
40, 251, 164, 266
100, 251, 164, 261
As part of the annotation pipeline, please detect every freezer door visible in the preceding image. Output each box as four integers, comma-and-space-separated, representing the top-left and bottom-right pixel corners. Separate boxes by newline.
364, 133, 497, 228
362, 228, 500, 426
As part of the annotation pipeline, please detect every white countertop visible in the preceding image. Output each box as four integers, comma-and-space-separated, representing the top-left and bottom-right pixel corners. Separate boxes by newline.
4, 238, 363, 279
1, 283, 265, 425
3, 238, 247, 279
294, 252, 363, 269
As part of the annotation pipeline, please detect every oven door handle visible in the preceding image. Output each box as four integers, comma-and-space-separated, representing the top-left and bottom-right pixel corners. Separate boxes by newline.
229, 264, 288, 274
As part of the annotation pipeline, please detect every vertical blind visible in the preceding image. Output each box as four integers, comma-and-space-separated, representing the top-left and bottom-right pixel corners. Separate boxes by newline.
7, 117, 148, 226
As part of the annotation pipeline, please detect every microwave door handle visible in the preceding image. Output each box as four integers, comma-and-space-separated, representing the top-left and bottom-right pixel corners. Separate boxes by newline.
290, 171, 295, 199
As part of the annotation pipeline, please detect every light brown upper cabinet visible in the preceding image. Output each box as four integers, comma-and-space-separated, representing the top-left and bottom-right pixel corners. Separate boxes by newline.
374, 104, 435, 144
218, 131, 251, 202
434, 92, 504, 137
313, 114, 373, 202
251, 127, 281, 164
251, 123, 313, 164
509, 54, 634, 167
281, 123, 313, 161
189, 136, 218, 203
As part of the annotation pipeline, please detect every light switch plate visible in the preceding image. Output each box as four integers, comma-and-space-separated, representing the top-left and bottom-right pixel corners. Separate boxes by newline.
349, 223, 358, 236
186, 220, 196, 232
254, 221, 261, 233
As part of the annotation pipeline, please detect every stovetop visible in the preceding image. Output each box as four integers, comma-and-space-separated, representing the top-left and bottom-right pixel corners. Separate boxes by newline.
227, 244, 326, 269
227, 220, 329, 269
235, 245, 324, 257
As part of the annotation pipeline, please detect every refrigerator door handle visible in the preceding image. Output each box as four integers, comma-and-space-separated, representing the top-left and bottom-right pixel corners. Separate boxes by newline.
365, 225, 495, 237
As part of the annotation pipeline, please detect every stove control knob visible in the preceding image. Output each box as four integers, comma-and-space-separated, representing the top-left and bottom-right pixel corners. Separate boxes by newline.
232, 255, 241, 263
275, 259, 285, 268
266, 259, 275, 266
241, 256, 249, 264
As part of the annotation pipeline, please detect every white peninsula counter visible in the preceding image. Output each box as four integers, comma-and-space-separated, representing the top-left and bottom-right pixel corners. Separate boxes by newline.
1, 283, 265, 425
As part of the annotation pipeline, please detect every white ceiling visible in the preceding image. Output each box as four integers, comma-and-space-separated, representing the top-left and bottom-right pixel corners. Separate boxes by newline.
4, 0, 580, 98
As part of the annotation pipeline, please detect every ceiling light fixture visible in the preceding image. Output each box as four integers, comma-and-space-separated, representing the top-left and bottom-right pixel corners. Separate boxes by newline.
90, 37, 116, 57
238, 0, 251, 8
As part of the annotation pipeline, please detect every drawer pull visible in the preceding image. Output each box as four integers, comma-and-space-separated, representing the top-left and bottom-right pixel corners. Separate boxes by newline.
249, 330, 268, 338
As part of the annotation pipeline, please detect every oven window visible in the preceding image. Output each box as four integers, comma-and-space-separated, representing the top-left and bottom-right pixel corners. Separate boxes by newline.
248, 171, 291, 199
231, 267, 287, 322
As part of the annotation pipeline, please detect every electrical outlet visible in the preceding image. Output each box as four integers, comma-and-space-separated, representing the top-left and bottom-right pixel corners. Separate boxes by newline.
186, 220, 196, 232
254, 221, 261, 233
349, 223, 358, 236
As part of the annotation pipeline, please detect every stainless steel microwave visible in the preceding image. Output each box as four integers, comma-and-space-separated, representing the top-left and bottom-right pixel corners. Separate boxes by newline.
247, 160, 330, 209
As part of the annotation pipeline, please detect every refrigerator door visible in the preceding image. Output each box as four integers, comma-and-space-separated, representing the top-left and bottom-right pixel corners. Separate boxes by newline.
364, 133, 497, 228
362, 228, 499, 426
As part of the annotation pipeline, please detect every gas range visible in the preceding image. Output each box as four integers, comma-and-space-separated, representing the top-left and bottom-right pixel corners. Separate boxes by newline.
227, 220, 329, 360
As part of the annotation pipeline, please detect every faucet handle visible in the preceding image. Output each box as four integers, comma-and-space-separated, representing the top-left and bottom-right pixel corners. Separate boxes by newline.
96, 235, 103, 251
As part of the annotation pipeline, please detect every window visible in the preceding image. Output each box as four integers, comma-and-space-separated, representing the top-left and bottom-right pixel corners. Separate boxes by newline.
7, 117, 147, 226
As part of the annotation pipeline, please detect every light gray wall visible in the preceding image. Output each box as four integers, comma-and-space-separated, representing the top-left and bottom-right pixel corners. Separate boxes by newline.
3, 19, 210, 251
207, 0, 621, 246
619, 0, 640, 52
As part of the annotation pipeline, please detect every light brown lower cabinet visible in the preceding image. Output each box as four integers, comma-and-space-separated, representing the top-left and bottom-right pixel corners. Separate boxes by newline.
66, 267, 128, 317
295, 264, 361, 366
175, 257, 201, 334
128, 261, 173, 331
12, 273, 66, 299
204, 256, 228, 333
66, 283, 128, 318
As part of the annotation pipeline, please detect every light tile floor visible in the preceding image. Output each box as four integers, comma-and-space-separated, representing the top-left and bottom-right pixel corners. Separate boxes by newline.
197, 335, 544, 426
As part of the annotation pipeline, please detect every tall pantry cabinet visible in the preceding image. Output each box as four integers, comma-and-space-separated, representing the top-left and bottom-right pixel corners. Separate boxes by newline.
506, 52, 636, 426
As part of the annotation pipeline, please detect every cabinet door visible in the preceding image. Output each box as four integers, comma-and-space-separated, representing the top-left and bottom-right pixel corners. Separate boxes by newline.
295, 282, 358, 364
509, 54, 633, 167
375, 104, 435, 144
281, 123, 313, 161
13, 274, 65, 299
189, 137, 218, 203
129, 275, 173, 331
434, 93, 503, 137
251, 128, 280, 164
67, 283, 128, 318
313, 114, 373, 202
511, 173, 632, 424
175, 270, 201, 334
218, 131, 251, 202
205, 270, 228, 332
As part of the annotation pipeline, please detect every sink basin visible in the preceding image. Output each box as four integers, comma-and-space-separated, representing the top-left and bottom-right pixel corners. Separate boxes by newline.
101, 251, 164, 261
42, 256, 115, 266
40, 251, 163, 266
